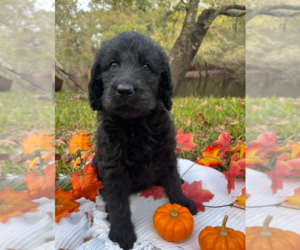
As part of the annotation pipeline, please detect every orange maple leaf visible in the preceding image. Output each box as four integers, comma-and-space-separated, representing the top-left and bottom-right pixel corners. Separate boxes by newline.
235, 188, 250, 205
55, 188, 80, 223
71, 162, 104, 201
224, 159, 241, 194
196, 145, 223, 168
25, 163, 55, 199
22, 130, 54, 155
69, 130, 91, 155
0, 189, 39, 223
175, 128, 197, 151
285, 187, 300, 205
73, 147, 93, 170
291, 143, 300, 158
245, 145, 266, 168
140, 185, 166, 201
181, 181, 214, 212
28, 150, 54, 171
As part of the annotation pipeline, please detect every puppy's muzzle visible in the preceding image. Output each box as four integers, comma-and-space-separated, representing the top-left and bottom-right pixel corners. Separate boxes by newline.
116, 83, 135, 99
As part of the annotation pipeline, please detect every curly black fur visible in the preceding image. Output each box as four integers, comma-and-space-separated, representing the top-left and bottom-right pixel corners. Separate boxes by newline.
89, 32, 196, 250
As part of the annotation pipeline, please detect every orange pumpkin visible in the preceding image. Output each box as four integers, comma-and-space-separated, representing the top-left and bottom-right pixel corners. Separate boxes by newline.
246, 215, 300, 250
198, 215, 245, 250
153, 203, 194, 242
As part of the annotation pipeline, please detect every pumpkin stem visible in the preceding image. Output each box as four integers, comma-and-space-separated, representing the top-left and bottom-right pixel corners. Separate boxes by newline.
260, 215, 273, 236
220, 215, 228, 236
170, 208, 178, 217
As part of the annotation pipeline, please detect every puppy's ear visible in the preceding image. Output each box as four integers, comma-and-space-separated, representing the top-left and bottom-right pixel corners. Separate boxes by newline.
160, 57, 173, 111
88, 61, 103, 110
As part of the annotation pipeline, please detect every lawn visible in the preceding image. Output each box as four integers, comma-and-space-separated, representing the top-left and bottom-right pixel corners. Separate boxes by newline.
55, 91, 245, 175
246, 96, 300, 143
0, 91, 54, 178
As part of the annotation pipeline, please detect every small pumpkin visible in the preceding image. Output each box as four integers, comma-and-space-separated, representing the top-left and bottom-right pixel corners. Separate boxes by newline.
246, 215, 300, 250
198, 215, 245, 250
153, 203, 194, 242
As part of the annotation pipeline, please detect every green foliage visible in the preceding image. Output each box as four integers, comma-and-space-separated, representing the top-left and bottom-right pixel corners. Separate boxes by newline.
55, 0, 245, 75
55, 91, 245, 161
0, 0, 54, 70
246, 96, 300, 142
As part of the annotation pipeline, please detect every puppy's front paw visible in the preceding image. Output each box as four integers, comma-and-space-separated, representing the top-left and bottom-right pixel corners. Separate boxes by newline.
109, 224, 137, 250
182, 198, 197, 215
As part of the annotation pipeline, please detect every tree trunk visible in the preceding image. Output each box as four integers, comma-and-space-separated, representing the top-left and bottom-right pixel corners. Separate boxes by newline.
169, 2, 245, 96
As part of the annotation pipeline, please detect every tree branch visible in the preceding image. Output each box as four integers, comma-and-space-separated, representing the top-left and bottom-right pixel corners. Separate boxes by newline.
247, 4, 300, 22
219, 10, 246, 17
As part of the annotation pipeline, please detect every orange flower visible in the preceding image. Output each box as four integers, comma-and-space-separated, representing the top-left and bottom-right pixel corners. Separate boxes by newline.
22, 130, 54, 155
69, 130, 91, 155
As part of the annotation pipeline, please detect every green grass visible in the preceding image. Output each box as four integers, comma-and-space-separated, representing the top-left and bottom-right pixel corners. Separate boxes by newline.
0, 91, 54, 176
0, 92, 54, 138
246, 96, 300, 143
55, 91, 245, 173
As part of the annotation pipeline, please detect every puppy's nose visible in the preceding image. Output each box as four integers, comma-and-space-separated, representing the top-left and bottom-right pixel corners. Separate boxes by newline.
116, 83, 134, 98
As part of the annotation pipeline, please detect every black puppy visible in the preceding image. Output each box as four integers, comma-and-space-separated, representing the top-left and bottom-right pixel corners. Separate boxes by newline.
89, 32, 197, 250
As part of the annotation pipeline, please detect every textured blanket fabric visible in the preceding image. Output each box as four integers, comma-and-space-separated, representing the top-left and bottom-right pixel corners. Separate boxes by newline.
55, 159, 245, 250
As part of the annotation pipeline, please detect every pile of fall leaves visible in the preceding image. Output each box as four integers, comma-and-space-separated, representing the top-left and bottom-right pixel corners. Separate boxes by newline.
1, 129, 299, 224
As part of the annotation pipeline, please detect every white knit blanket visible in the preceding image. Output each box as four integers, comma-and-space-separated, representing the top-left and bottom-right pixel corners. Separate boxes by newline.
0, 159, 246, 250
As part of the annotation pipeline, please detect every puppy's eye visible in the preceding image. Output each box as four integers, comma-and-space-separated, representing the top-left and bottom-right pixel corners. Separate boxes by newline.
143, 64, 150, 71
109, 61, 118, 70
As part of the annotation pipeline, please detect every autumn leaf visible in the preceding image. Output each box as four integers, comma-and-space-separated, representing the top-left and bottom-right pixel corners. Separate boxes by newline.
285, 187, 300, 205
22, 130, 54, 155
0, 189, 39, 223
140, 185, 166, 201
181, 181, 214, 212
235, 188, 250, 205
69, 130, 91, 155
291, 143, 300, 158
196, 145, 223, 168
249, 132, 278, 158
266, 158, 293, 194
25, 163, 55, 199
245, 145, 266, 168
73, 147, 94, 170
71, 162, 104, 201
175, 128, 197, 151
55, 188, 80, 223
224, 159, 241, 194
250, 132, 277, 148
213, 131, 235, 158
28, 150, 54, 171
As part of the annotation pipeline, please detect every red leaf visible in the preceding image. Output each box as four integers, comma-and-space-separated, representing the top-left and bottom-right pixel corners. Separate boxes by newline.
140, 185, 166, 201
25, 163, 55, 199
181, 181, 214, 212
266, 159, 293, 194
213, 131, 233, 157
250, 132, 277, 147
224, 160, 241, 194
71, 162, 104, 201
175, 128, 197, 151
196, 144, 223, 168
